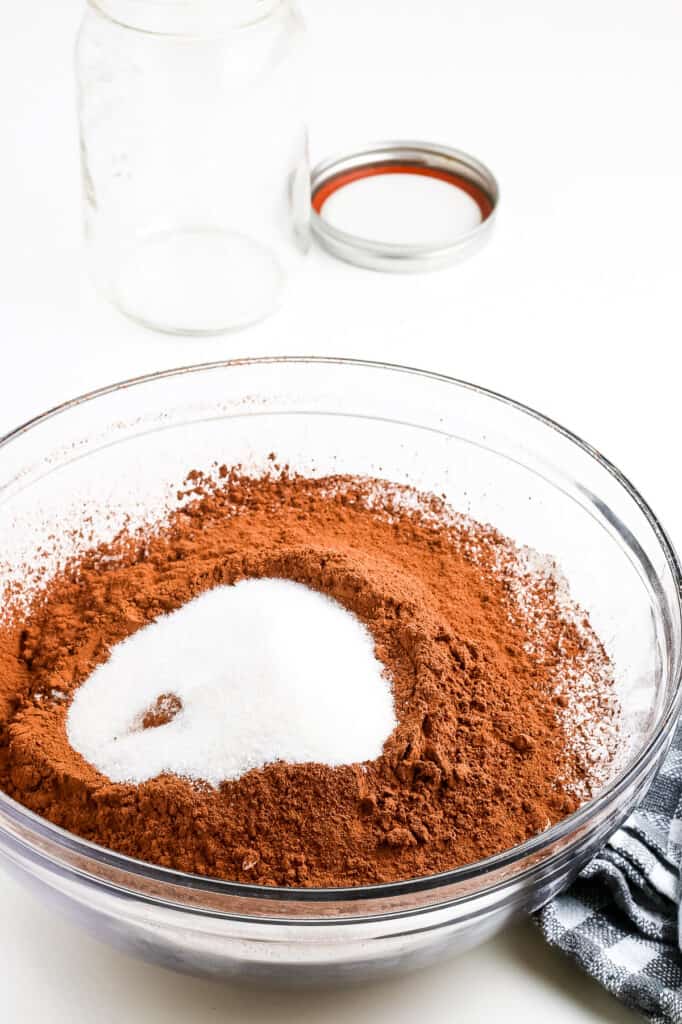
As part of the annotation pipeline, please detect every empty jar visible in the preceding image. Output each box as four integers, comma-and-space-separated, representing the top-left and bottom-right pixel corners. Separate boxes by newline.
76, 0, 310, 334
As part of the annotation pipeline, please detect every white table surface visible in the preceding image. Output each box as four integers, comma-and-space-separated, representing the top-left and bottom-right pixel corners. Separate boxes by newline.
3, 0, 681, 1019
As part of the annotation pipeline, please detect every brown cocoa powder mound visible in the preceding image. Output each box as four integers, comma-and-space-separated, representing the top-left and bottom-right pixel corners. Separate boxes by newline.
0, 469, 618, 888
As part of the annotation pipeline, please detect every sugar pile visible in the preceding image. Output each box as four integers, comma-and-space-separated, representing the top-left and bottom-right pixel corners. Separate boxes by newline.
66, 579, 397, 787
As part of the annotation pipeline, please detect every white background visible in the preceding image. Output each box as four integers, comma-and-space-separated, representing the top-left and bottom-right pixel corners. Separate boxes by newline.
2, 0, 681, 1019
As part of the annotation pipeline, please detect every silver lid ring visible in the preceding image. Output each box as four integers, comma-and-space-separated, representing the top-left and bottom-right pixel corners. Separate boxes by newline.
311, 140, 499, 273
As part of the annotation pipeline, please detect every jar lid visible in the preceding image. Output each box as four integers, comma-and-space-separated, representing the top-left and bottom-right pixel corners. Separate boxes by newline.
311, 140, 499, 273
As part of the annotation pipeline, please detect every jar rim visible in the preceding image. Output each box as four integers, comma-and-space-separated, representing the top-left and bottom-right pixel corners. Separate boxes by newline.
87, 0, 284, 35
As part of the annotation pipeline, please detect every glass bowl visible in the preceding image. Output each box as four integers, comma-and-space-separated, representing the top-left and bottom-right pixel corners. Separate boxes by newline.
0, 357, 680, 984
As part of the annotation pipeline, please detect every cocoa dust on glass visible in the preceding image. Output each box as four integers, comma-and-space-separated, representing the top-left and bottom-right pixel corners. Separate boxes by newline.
0, 467, 619, 888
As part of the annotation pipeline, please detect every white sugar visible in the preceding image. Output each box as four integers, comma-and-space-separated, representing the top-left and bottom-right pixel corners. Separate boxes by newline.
67, 579, 397, 787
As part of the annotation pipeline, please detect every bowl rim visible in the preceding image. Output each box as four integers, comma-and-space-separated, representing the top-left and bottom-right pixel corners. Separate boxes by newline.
1, 354, 680, 904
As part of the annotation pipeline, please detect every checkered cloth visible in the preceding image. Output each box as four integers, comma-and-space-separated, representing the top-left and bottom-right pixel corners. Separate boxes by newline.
537, 720, 682, 1022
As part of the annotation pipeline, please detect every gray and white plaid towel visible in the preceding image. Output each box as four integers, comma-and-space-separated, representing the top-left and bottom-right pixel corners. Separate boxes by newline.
538, 720, 682, 1022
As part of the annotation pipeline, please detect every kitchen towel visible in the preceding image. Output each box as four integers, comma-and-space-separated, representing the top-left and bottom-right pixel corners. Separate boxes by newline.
538, 719, 682, 1023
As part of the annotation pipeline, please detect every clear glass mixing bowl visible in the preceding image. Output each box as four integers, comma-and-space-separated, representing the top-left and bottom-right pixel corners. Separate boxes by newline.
0, 357, 680, 983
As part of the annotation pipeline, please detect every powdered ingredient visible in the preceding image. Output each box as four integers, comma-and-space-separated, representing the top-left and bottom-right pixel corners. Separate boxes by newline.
0, 468, 619, 888
66, 578, 397, 786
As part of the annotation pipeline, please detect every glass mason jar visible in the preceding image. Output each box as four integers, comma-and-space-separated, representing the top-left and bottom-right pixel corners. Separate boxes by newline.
76, 0, 310, 334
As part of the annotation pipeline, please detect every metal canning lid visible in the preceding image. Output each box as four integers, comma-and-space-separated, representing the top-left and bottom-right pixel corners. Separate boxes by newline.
311, 140, 499, 273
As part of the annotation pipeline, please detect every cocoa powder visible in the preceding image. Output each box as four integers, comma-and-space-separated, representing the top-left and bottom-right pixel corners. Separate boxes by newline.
0, 469, 618, 887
